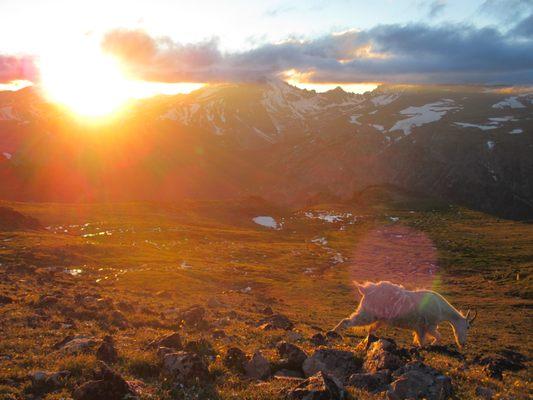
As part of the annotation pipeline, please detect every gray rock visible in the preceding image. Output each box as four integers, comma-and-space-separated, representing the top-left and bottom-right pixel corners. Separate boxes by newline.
258, 313, 294, 330
387, 361, 452, 400
278, 341, 308, 369
364, 339, 402, 373
303, 348, 362, 383
59, 337, 99, 355
162, 351, 210, 384
347, 369, 391, 392
96, 335, 118, 364
73, 362, 137, 400
287, 371, 347, 400
475, 386, 494, 400
244, 351, 271, 380
224, 347, 248, 373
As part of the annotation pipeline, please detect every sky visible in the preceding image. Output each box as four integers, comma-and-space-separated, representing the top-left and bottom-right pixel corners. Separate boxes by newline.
1, 0, 532, 98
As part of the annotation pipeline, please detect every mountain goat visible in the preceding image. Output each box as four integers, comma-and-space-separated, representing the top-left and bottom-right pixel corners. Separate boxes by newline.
333, 281, 477, 349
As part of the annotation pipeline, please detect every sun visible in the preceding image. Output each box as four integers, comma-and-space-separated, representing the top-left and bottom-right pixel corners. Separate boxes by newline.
39, 48, 132, 118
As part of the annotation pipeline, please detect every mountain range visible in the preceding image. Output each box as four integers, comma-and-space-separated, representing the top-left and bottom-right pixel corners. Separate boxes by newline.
0, 80, 532, 219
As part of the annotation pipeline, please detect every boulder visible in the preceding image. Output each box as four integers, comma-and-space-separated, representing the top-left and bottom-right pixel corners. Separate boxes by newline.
96, 336, 118, 364
275, 369, 305, 379
162, 351, 210, 384
258, 313, 294, 330
149, 332, 182, 350
277, 341, 308, 369
286, 371, 347, 400
178, 305, 206, 328
73, 362, 137, 400
223, 347, 248, 373
325, 331, 342, 341
244, 351, 271, 380
310, 333, 327, 346
347, 370, 391, 392
387, 361, 452, 400
30, 370, 70, 391
59, 337, 99, 355
364, 339, 403, 373
303, 348, 362, 383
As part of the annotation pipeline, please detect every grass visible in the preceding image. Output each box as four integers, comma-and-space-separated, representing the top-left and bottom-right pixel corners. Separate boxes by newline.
0, 196, 531, 399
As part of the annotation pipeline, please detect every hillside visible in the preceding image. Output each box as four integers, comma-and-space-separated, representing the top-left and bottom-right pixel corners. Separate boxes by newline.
0, 82, 532, 219
0, 198, 531, 399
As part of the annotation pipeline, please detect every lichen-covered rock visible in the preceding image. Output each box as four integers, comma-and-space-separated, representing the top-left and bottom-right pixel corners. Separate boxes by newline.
287, 371, 347, 400
303, 348, 362, 383
310, 333, 327, 346
30, 370, 70, 392
277, 341, 308, 369
387, 361, 452, 400
364, 339, 403, 373
162, 351, 210, 384
244, 351, 271, 380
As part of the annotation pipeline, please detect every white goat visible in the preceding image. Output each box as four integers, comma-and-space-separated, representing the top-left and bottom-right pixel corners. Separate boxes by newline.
333, 281, 477, 348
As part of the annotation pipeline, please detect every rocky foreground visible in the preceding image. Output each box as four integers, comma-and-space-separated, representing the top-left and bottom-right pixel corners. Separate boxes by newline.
16, 302, 528, 400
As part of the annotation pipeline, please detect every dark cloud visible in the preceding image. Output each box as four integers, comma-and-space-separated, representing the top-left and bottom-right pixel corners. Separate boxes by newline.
0, 55, 38, 83
102, 22, 533, 85
510, 13, 533, 38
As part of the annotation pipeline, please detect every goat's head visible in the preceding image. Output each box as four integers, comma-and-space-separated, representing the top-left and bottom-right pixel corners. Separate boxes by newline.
453, 309, 477, 348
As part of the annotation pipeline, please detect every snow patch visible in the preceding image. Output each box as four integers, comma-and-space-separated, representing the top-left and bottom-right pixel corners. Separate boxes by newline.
509, 128, 523, 134
492, 97, 526, 109
349, 115, 362, 125
253, 216, 278, 229
487, 140, 495, 150
371, 93, 400, 106
372, 124, 385, 132
454, 122, 498, 131
390, 100, 457, 135
2, 152, 12, 160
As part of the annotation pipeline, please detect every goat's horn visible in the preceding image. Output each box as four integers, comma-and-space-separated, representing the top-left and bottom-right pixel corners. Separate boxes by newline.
469, 309, 478, 323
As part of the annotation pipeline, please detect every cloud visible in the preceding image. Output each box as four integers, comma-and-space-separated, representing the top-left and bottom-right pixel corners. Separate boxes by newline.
0, 55, 38, 83
426, 0, 447, 18
510, 13, 533, 38
479, 0, 533, 23
102, 22, 533, 85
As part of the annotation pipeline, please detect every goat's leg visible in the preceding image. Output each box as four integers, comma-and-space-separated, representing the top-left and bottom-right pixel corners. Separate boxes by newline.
426, 325, 441, 345
413, 327, 428, 347
356, 321, 381, 351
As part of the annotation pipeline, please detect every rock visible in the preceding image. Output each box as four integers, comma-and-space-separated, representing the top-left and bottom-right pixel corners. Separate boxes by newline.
36, 295, 59, 308
303, 348, 362, 383
474, 350, 527, 380
162, 351, 210, 384
184, 338, 216, 360
387, 361, 452, 400
258, 313, 294, 330
207, 297, 223, 308
73, 362, 137, 400
149, 332, 182, 350
287, 331, 304, 342
244, 351, 271, 380
364, 339, 403, 373
347, 370, 391, 392
157, 346, 174, 360
287, 371, 347, 400
0, 295, 14, 304
277, 341, 308, 369
59, 337, 99, 355
30, 370, 70, 391
325, 331, 342, 341
475, 386, 494, 400
212, 329, 226, 339
223, 347, 248, 373
275, 369, 305, 379
178, 305, 206, 328
96, 336, 118, 364
310, 333, 327, 346
262, 306, 274, 315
